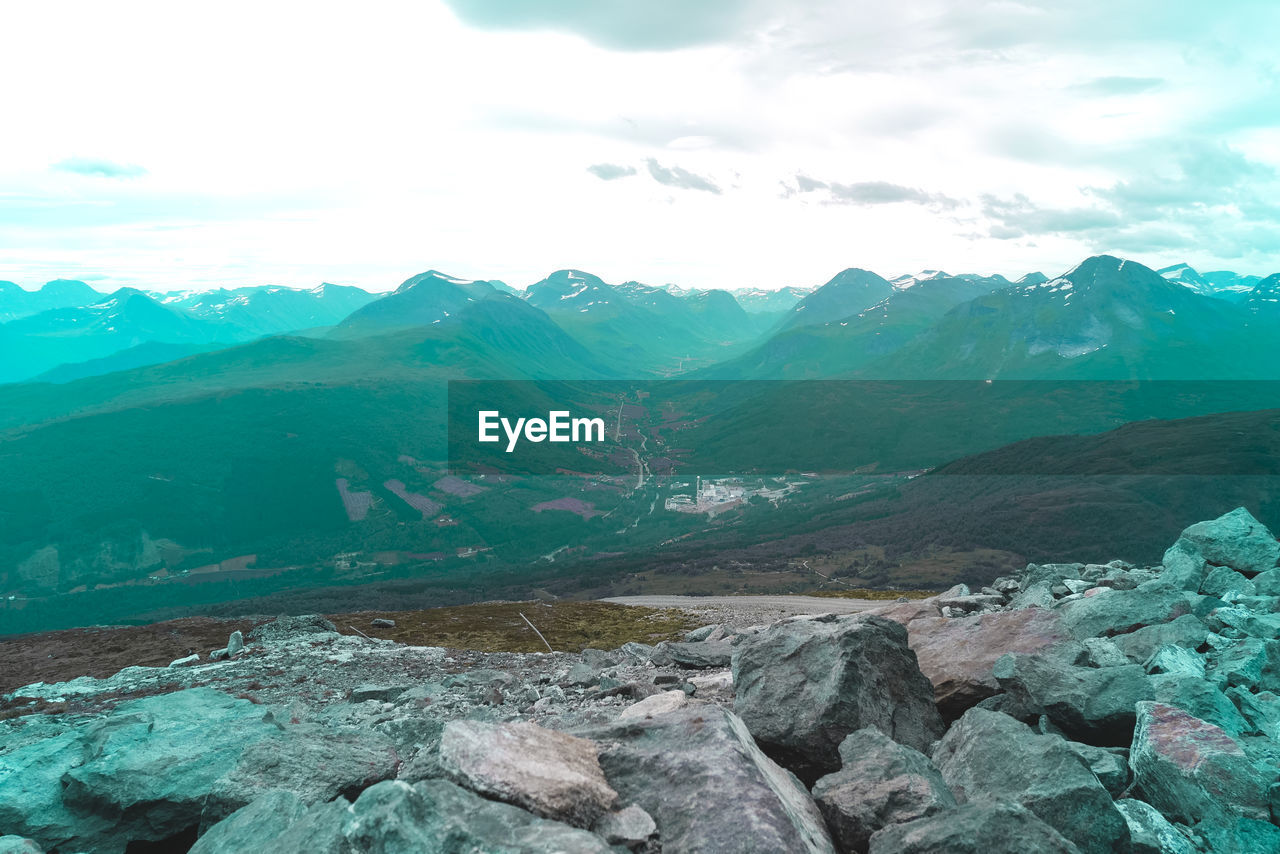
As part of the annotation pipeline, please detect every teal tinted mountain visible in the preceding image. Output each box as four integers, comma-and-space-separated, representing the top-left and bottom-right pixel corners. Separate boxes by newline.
1157, 262, 1260, 301
335, 271, 503, 335
157, 283, 375, 336
0, 281, 376, 384
1247, 274, 1280, 314
730, 285, 813, 316
775, 268, 895, 332
872, 256, 1280, 379
702, 275, 1000, 379
521, 269, 760, 373
0, 289, 226, 383
0, 279, 101, 322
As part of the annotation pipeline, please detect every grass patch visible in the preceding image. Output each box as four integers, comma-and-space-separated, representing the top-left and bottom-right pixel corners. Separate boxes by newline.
809, 588, 936, 600
332, 601, 696, 653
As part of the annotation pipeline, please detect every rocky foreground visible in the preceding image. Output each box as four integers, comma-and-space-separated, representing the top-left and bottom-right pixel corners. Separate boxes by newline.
3, 509, 1280, 853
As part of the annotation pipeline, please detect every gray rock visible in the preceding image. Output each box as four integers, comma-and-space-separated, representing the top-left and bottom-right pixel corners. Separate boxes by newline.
438, 719, 618, 826
226, 630, 245, 659
618, 641, 654, 661
1129, 701, 1272, 826
1201, 566, 1256, 599
992, 576, 1022, 595
617, 689, 690, 721
867, 801, 1082, 854
1077, 637, 1130, 668
369, 618, 396, 628
1169, 506, 1280, 577
733, 614, 944, 779
1, 688, 281, 853
683, 623, 724, 642
993, 651, 1153, 743
936, 593, 1006, 613
811, 728, 956, 853
1008, 580, 1057, 610
581, 704, 836, 853
1058, 586, 1195, 640
1113, 614, 1209, 664
592, 804, 657, 848
1207, 607, 1280, 640
1114, 799, 1196, 854
1058, 740, 1130, 797
234, 778, 614, 853
931, 708, 1130, 854
203, 724, 401, 825
1144, 644, 1206, 678
564, 660, 601, 687
248, 614, 338, 644
1150, 673, 1251, 737
349, 683, 408, 703
901, 607, 1072, 720
1227, 687, 1280, 739
168, 653, 200, 667
189, 790, 309, 854
1157, 542, 1208, 591
209, 647, 229, 661
1253, 568, 1280, 596
581, 648, 621, 670
661, 640, 734, 669
1207, 638, 1280, 692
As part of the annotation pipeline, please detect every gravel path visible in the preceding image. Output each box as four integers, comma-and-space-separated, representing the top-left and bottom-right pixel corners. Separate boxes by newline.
600, 594, 886, 631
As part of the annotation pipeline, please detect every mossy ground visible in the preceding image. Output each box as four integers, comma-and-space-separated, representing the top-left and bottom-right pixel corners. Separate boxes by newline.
332, 601, 697, 653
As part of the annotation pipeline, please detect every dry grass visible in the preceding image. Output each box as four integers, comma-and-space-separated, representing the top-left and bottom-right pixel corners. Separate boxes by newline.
332, 601, 697, 653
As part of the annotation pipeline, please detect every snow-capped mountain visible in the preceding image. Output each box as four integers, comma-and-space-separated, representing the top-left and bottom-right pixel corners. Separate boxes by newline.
1157, 263, 1262, 301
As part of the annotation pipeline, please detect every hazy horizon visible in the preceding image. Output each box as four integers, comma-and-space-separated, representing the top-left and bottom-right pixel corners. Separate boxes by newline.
1, 255, 1269, 297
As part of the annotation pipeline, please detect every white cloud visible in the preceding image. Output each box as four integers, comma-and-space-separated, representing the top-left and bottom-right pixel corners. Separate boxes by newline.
0, 0, 1278, 292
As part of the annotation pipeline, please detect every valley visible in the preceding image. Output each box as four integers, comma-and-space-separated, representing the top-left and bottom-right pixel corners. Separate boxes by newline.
2, 256, 1279, 635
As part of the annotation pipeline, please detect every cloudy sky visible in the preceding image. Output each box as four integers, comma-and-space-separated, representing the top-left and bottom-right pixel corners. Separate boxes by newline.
2, 0, 1279, 292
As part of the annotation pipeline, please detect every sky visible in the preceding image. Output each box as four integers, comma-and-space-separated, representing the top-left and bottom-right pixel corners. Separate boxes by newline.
2, 0, 1279, 293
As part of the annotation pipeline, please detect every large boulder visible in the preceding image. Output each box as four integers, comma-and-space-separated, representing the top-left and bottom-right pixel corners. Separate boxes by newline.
1129, 702, 1273, 827
1168, 507, 1280, 578
992, 652, 1153, 744
811, 728, 955, 853
437, 719, 618, 826
1, 688, 283, 853
194, 779, 614, 853
733, 614, 944, 779
580, 703, 836, 853
866, 802, 1082, 854
900, 607, 1071, 719
0, 688, 401, 854
931, 708, 1130, 854
1058, 586, 1195, 640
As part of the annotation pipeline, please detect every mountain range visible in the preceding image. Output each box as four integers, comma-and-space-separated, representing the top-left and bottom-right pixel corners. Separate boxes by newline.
3, 254, 1280, 632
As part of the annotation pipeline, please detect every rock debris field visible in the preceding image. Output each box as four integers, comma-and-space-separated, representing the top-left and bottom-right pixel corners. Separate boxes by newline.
2, 507, 1280, 852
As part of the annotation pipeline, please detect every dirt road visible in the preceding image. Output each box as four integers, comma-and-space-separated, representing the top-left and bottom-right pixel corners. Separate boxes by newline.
600, 594, 888, 630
